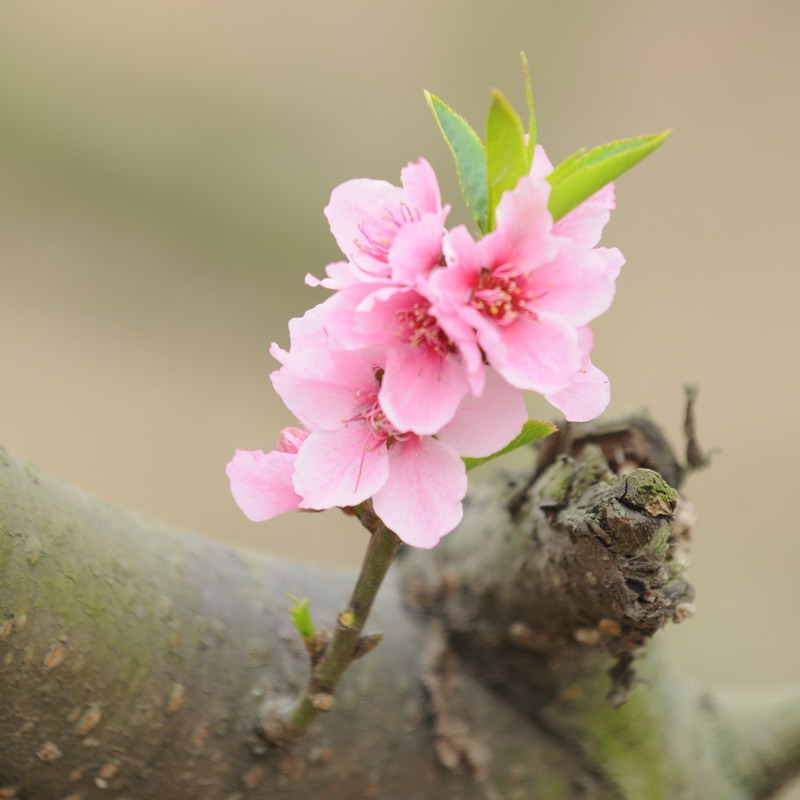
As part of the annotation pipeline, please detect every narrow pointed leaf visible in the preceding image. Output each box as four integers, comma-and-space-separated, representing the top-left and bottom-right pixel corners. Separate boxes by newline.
425, 90, 488, 232
463, 419, 557, 472
521, 52, 537, 168
547, 131, 671, 222
546, 147, 587, 184
486, 89, 528, 231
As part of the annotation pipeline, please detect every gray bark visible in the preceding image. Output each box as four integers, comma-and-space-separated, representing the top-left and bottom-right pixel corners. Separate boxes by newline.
1, 421, 798, 799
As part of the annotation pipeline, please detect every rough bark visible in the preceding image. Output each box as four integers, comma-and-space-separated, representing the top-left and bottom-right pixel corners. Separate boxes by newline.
1, 421, 798, 799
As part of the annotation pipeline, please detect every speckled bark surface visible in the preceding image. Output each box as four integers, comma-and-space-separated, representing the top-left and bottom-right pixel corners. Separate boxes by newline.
1, 422, 799, 799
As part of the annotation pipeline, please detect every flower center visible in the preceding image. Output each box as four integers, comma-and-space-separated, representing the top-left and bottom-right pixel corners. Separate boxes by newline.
394, 300, 456, 356
354, 223, 392, 263
472, 270, 537, 325
348, 386, 409, 449
354, 203, 421, 264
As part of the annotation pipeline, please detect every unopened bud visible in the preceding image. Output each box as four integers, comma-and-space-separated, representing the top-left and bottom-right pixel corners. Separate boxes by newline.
338, 609, 357, 629
277, 427, 309, 454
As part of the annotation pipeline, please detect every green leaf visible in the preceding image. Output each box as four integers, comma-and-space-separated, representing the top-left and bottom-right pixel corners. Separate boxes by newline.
286, 594, 315, 640
425, 90, 488, 233
547, 130, 671, 222
520, 52, 536, 168
545, 146, 587, 184
463, 419, 558, 472
486, 89, 528, 231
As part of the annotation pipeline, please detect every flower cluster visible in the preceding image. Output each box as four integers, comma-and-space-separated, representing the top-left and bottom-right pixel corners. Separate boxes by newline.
227, 147, 623, 548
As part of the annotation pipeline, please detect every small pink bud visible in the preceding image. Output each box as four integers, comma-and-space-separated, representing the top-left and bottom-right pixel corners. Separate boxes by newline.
277, 427, 309, 454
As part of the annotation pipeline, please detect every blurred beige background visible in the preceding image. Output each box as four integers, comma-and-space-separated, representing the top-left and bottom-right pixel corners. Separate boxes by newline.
1, 0, 798, 782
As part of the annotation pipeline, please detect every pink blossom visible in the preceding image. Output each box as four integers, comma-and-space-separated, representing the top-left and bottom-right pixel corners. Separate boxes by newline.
262, 345, 526, 548
303, 159, 480, 436
306, 159, 488, 436
308, 283, 486, 435
225, 425, 310, 522
429, 165, 619, 420
544, 327, 610, 422
323, 159, 448, 282
229, 147, 626, 544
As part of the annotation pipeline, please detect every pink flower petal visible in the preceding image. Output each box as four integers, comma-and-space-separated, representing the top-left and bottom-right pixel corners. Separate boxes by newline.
400, 158, 442, 216
379, 346, 470, 435
441, 225, 482, 285
349, 284, 486, 403
372, 437, 466, 549
529, 143, 555, 181
597, 246, 626, 281
271, 349, 376, 430
269, 341, 289, 365
545, 362, 610, 422
312, 284, 391, 350
324, 178, 405, 273
388, 214, 445, 284
226, 449, 301, 521
352, 285, 418, 344
293, 428, 390, 509
286, 303, 335, 352
479, 176, 557, 271
459, 304, 507, 372
530, 239, 617, 326
438, 322, 486, 396
554, 183, 615, 247
576, 325, 595, 355
437, 368, 528, 457
489, 312, 580, 393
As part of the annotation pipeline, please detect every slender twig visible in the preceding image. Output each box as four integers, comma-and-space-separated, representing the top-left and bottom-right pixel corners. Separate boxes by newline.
684, 384, 714, 470
259, 506, 401, 744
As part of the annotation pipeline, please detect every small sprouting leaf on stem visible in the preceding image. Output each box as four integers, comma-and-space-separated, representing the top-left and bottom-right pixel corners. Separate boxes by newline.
260, 518, 401, 746
287, 594, 325, 663
286, 594, 315, 640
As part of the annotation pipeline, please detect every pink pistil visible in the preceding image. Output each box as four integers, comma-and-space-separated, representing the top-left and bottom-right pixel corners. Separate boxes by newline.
353, 204, 422, 262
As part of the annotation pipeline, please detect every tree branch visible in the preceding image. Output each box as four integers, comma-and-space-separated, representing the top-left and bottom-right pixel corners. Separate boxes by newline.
2, 422, 799, 799
260, 509, 401, 745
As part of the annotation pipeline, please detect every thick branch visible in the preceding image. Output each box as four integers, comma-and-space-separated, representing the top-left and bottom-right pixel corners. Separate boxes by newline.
2, 426, 799, 799
0, 445, 595, 798
715, 688, 800, 799
402, 433, 694, 697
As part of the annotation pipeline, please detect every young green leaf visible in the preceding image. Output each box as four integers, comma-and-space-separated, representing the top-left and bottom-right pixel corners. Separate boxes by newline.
286, 594, 316, 640
520, 52, 536, 168
486, 89, 528, 231
545, 146, 587, 185
547, 131, 670, 222
463, 419, 558, 472
424, 90, 488, 233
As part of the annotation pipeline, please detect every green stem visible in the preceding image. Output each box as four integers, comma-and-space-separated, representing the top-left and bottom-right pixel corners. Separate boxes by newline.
270, 508, 401, 742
